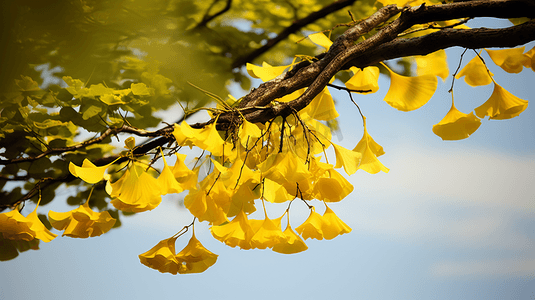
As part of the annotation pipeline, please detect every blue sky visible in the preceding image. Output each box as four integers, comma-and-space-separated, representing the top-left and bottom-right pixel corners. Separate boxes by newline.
1, 20, 534, 300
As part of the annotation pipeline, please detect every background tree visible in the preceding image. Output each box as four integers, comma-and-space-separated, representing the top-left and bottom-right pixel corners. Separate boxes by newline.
0, 0, 534, 290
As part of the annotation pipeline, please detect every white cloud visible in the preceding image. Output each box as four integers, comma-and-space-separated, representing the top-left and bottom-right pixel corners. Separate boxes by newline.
337, 142, 535, 250
430, 259, 535, 278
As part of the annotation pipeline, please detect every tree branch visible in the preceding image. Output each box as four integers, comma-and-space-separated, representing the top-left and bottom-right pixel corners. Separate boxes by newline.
214, 0, 535, 128
231, 0, 358, 69
0, 124, 171, 165
194, 0, 233, 30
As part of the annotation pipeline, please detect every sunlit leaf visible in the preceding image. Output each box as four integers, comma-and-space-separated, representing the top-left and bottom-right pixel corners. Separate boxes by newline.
382, 63, 437, 111
474, 82, 528, 120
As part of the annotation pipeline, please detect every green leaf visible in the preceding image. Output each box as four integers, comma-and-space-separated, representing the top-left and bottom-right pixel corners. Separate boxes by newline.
80, 99, 105, 120
130, 83, 151, 96
15, 76, 40, 91
100, 93, 127, 105
33, 119, 66, 129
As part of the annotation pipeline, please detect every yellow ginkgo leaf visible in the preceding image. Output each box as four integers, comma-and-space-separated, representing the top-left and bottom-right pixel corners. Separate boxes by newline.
258, 150, 311, 183
48, 200, 116, 239
250, 215, 286, 249
523, 46, 535, 71
172, 123, 197, 148
345, 66, 380, 94
486, 47, 530, 73
69, 159, 115, 184
313, 169, 354, 202
295, 208, 325, 240
139, 236, 181, 275
432, 97, 481, 140
196, 121, 228, 157
301, 86, 339, 121
0, 210, 35, 241
322, 205, 352, 240
455, 53, 494, 86
382, 63, 437, 111
262, 178, 294, 203
413, 49, 449, 81
210, 210, 255, 249
158, 152, 183, 195
246, 62, 291, 82
352, 119, 389, 174
25, 205, 57, 243
308, 32, 333, 50
271, 224, 308, 254
331, 142, 361, 176
109, 163, 162, 212
474, 82, 528, 120
239, 119, 262, 148
171, 153, 196, 190
227, 179, 258, 218
175, 234, 218, 274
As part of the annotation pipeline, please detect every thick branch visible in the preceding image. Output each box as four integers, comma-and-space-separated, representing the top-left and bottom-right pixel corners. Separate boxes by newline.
347, 20, 535, 68
215, 0, 535, 128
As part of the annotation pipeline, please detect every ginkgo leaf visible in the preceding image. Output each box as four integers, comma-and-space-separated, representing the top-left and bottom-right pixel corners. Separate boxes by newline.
308, 32, 333, 50
210, 210, 255, 249
0, 210, 35, 241
48, 201, 116, 239
158, 153, 183, 195
15, 76, 40, 91
486, 47, 530, 73
139, 236, 181, 275
250, 215, 286, 249
173, 121, 205, 148
175, 234, 218, 274
322, 205, 351, 240
345, 66, 380, 94
239, 119, 262, 148
196, 121, 229, 157
295, 208, 325, 240
262, 178, 294, 203
413, 49, 449, 81
227, 179, 258, 218
432, 98, 481, 140
301, 86, 339, 121
246, 62, 291, 82
382, 63, 437, 111
352, 120, 389, 174
331, 142, 361, 176
26, 205, 57, 243
100, 94, 127, 105
474, 82, 528, 120
69, 159, 115, 184
130, 82, 152, 96
258, 150, 311, 183
455, 53, 494, 86
109, 163, 162, 212
313, 169, 354, 202
271, 224, 308, 254
523, 46, 535, 71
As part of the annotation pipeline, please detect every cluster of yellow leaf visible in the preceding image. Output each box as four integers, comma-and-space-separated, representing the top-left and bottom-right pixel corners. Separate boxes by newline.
0, 199, 53, 260
433, 47, 532, 140
139, 231, 218, 275
0, 188, 117, 260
